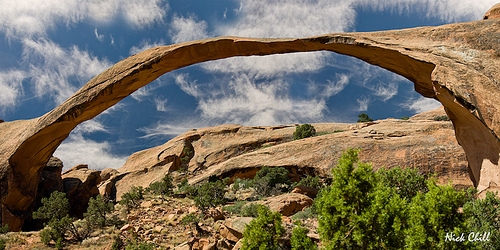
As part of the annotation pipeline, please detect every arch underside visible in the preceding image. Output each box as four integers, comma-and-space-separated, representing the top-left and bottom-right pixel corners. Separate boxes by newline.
2, 19, 500, 230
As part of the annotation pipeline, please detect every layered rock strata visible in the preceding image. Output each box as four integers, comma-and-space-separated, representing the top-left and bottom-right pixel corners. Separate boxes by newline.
1, 8, 500, 229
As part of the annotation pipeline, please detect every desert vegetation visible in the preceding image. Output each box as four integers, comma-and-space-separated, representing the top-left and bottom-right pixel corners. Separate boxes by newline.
0, 146, 499, 249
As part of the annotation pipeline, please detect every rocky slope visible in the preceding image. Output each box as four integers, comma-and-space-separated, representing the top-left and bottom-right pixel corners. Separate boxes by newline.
2, 3, 500, 231
102, 107, 472, 203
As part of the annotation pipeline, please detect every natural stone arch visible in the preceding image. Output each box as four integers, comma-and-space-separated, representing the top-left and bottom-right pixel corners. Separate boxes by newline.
1, 16, 500, 230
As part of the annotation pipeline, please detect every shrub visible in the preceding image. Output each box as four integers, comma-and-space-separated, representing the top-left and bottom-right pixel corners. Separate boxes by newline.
317, 148, 408, 249
231, 177, 253, 192
84, 194, 114, 229
0, 225, 8, 234
433, 115, 450, 121
33, 191, 75, 245
405, 181, 469, 249
181, 213, 201, 226
223, 201, 261, 217
241, 205, 284, 250
253, 167, 292, 196
377, 167, 429, 200
0, 239, 5, 250
111, 235, 124, 250
317, 148, 472, 249
293, 124, 316, 140
194, 180, 226, 209
120, 186, 144, 210
401, 116, 409, 120
147, 175, 174, 201
291, 207, 316, 221
297, 175, 321, 189
357, 113, 373, 123
291, 226, 317, 250
463, 190, 500, 249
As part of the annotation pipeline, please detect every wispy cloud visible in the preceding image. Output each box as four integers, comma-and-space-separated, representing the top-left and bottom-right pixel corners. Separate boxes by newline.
54, 133, 127, 171
170, 14, 210, 44
22, 38, 111, 105
174, 73, 202, 98
197, 74, 326, 125
402, 96, 442, 113
54, 119, 127, 170
0, 70, 25, 111
139, 120, 205, 138
94, 28, 104, 42
355, 0, 498, 23
308, 73, 351, 98
154, 97, 168, 112
0, 0, 168, 40
357, 96, 371, 111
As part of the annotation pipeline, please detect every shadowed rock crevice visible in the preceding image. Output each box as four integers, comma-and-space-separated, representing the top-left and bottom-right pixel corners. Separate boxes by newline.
1, 13, 500, 230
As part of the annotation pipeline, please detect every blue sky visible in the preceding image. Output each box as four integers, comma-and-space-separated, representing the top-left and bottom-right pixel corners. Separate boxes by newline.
0, 0, 496, 170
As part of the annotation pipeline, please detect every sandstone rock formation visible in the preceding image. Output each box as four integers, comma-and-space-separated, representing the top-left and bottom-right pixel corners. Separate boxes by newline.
1, 6, 500, 230
61, 165, 101, 217
484, 3, 500, 19
110, 107, 472, 200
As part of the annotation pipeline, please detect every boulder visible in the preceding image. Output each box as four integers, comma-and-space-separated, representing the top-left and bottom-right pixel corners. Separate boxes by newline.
256, 193, 313, 217
62, 165, 101, 217
220, 217, 253, 243
2, 4, 500, 230
292, 185, 319, 199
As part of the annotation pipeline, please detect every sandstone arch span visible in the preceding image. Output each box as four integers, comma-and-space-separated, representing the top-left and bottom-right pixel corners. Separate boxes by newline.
2, 17, 500, 230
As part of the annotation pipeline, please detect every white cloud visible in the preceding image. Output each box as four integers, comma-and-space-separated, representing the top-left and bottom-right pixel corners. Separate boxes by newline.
0, 70, 25, 110
355, 0, 498, 23
139, 121, 203, 138
94, 28, 104, 42
170, 14, 210, 44
373, 81, 399, 101
130, 87, 151, 102
154, 97, 168, 112
174, 73, 202, 98
54, 133, 127, 171
200, 52, 330, 79
403, 96, 442, 113
0, 0, 168, 39
221, 0, 355, 38
22, 38, 112, 105
203, 0, 356, 78
74, 120, 107, 134
129, 39, 166, 55
357, 96, 371, 111
197, 74, 326, 125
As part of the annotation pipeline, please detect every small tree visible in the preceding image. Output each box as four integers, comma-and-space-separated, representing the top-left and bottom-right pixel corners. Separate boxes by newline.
253, 166, 292, 196
33, 191, 74, 246
378, 166, 429, 200
357, 113, 373, 123
194, 180, 226, 209
147, 175, 174, 201
291, 225, 317, 250
120, 186, 144, 210
405, 181, 469, 249
317, 148, 408, 249
463, 191, 500, 249
293, 124, 316, 140
241, 205, 284, 250
84, 194, 114, 229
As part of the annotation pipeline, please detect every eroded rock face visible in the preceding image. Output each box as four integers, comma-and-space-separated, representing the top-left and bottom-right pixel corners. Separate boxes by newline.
108, 107, 472, 201
484, 3, 500, 19
61, 165, 101, 218
1, 7, 500, 230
